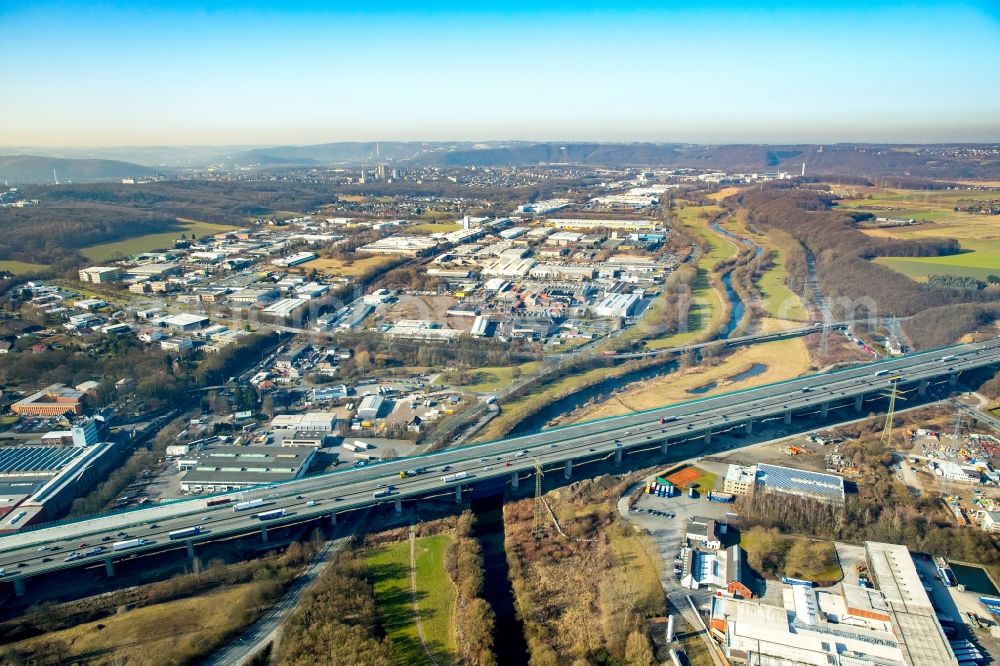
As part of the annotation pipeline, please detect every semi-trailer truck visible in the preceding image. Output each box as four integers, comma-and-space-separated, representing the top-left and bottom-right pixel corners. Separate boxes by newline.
233, 499, 265, 512
256, 509, 286, 520
169, 526, 203, 540
112, 538, 148, 551
442, 472, 469, 483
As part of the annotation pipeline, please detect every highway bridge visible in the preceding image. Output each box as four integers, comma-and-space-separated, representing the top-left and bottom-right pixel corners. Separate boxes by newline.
2, 337, 999, 599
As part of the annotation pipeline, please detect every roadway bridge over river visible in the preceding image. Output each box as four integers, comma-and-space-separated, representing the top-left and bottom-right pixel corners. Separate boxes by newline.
2, 337, 1000, 599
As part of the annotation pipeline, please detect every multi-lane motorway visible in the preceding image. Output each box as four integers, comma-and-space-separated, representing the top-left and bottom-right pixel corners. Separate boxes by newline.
2, 337, 1000, 595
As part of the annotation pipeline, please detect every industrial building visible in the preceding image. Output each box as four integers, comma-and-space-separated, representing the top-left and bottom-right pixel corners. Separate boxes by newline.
78, 266, 122, 284
177, 445, 316, 493
228, 286, 281, 305
356, 236, 440, 256
271, 251, 318, 268
263, 298, 309, 318
593, 292, 640, 318
710, 541, 956, 666
357, 394, 385, 420
755, 463, 846, 506
270, 412, 337, 432
864, 541, 958, 666
470, 315, 492, 337
0, 440, 122, 531
387, 319, 461, 341
12, 384, 84, 416
162, 313, 209, 331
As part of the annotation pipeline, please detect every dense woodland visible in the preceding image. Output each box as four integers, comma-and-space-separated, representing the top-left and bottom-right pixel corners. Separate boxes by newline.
734, 185, 1000, 348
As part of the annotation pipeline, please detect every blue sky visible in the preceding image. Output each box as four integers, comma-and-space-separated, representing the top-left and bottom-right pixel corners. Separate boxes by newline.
2, 1, 999, 146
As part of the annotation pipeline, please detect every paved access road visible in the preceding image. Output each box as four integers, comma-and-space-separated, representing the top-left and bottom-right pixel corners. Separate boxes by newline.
2, 338, 999, 591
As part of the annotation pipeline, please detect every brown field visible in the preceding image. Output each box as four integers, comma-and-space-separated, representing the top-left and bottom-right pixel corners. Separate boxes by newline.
302, 254, 397, 277
569, 336, 812, 423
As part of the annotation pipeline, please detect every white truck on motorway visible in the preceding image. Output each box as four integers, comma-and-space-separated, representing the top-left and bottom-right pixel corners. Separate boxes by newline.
441, 472, 469, 483
233, 499, 265, 512
112, 538, 148, 551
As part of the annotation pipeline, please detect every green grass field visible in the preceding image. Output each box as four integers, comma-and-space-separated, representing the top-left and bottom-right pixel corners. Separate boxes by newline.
0, 259, 50, 275
622, 204, 734, 349
874, 239, 1000, 282
366, 535, 456, 665
407, 221, 462, 234
82, 219, 239, 262
434, 361, 541, 392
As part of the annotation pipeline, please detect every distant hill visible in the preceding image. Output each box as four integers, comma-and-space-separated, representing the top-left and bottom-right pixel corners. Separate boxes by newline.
236, 141, 470, 166
0, 155, 158, 184
232, 141, 1000, 179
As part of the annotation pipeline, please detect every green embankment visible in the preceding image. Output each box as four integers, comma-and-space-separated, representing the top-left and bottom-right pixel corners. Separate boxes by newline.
366, 535, 457, 664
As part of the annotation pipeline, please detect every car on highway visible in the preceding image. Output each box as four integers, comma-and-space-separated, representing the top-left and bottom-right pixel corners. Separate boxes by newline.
78, 543, 88, 548
42, 557, 52, 563
483, 466, 493, 471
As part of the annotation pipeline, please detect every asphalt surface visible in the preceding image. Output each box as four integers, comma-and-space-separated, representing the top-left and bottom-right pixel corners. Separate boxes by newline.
2, 337, 999, 588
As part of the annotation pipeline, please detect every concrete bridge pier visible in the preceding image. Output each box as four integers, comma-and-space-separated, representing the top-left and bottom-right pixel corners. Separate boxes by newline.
394, 497, 402, 514
13, 578, 25, 597
704, 431, 712, 445
949, 373, 959, 386
455, 485, 463, 503
186, 540, 195, 559
104, 558, 115, 577
820, 402, 829, 419
783, 409, 793, 425
261, 525, 269, 543
614, 447, 623, 465
660, 439, 669, 455
854, 394, 864, 411
745, 420, 753, 436
918, 379, 929, 395
330, 512, 337, 526
510, 472, 519, 490
564, 459, 573, 480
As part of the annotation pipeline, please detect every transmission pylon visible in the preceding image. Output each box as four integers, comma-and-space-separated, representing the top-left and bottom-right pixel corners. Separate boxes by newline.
880, 378, 905, 447
532, 458, 547, 537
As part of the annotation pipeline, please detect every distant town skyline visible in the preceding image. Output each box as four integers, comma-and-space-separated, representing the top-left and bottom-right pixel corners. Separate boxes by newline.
2, 0, 999, 146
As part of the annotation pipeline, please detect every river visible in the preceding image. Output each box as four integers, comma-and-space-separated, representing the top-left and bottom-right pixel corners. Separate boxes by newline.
470, 495, 530, 664
509, 360, 679, 436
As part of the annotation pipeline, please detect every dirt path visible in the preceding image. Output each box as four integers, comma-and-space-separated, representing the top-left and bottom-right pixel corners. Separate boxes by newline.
409, 525, 439, 666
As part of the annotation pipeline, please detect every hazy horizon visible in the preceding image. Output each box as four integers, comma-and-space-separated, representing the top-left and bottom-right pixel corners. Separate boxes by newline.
3, 0, 999, 147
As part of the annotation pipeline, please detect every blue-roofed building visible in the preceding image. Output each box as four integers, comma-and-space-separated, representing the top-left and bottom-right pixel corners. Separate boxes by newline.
754, 463, 845, 506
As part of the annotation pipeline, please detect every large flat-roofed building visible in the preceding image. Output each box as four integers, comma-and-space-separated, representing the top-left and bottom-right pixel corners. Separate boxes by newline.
263, 298, 309, 318
0, 441, 121, 531
711, 584, 913, 666
78, 266, 122, 284
178, 445, 316, 493
548, 218, 657, 231
864, 541, 957, 666
270, 412, 337, 432
356, 236, 440, 256
387, 319, 461, 341
162, 313, 209, 331
129, 262, 181, 279
593, 292, 640, 318
271, 251, 317, 268
755, 463, 845, 506
12, 384, 84, 416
